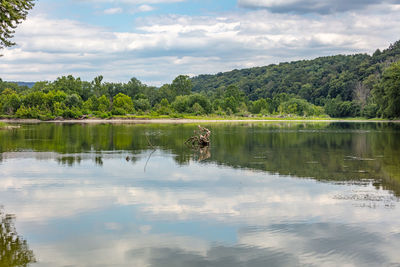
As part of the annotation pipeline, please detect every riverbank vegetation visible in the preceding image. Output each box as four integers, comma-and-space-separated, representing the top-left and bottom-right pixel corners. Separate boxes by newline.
0, 41, 399, 121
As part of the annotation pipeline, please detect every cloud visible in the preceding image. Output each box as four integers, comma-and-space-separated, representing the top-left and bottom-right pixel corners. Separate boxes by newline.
238, 0, 400, 14
1, 153, 398, 224
104, 7, 123, 14
137, 4, 155, 12
2, 154, 400, 266
80, 0, 184, 3
30, 225, 400, 266
2, 3, 400, 84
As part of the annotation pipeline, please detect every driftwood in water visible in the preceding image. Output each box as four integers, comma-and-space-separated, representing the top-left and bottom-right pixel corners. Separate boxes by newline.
185, 125, 211, 148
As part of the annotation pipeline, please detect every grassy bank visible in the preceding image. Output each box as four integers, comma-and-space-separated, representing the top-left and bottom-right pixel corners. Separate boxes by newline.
0, 114, 395, 124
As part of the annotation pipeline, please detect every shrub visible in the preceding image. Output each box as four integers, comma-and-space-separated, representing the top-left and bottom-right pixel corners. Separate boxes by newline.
113, 93, 134, 114
192, 102, 205, 115
112, 107, 126, 115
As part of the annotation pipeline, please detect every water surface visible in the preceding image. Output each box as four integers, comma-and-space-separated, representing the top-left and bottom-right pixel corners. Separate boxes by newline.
0, 122, 400, 266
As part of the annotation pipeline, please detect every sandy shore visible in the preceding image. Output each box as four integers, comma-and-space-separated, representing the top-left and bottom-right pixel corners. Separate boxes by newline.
1, 118, 398, 124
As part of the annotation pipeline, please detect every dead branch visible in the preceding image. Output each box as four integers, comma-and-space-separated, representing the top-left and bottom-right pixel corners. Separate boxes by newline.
145, 134, 155, 150
185, 125, 211, 148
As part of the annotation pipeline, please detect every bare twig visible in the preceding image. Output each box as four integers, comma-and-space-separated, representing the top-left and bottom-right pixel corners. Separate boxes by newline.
145, 134, 155, 150
144, 134, 156, 172
144, 149, 156, 172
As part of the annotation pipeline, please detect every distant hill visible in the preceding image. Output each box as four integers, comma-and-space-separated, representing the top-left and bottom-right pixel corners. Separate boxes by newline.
192, 40, 400, 106
13, 81, 35, 88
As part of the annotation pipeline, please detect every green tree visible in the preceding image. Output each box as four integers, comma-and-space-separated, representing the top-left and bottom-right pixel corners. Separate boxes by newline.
112, 93, 134, 115
171, 95, 190, 113
373, 61, 400, 118
125, 77, 143, 98
53, 75, 84, 98
192, 102, 205, 115
22, 91, 45, 108
156, 98, 171, 115
155, 84, 175, 104
0, 89, 21, 115
92, 75, 104, 97
84, 95, 99, 111
224, 96, 238, 113
65, 94, 83, 109
98, 95, 110, 112
134, 98, 151, 112
188, 94, 212, 114
250, 99, 268, 114
0, 0, 35, 51
171, 75, 192, 96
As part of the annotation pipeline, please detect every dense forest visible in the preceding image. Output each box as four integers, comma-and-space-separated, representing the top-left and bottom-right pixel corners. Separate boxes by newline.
0, 40, 400, 120
193, 40, 400, 119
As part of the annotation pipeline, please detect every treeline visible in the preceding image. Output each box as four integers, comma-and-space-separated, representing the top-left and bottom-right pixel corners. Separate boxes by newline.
0, 74, 324, 120
193, 40, 400, 119
0, 40, 399, 120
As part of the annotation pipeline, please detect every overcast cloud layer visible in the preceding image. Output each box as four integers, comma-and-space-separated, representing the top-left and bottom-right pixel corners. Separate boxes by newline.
0, 0, 400, 85
238, 0, 400, 14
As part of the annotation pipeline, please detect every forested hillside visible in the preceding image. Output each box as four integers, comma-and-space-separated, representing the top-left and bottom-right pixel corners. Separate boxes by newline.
0, 40, 399, 120
193, 40, 400, 118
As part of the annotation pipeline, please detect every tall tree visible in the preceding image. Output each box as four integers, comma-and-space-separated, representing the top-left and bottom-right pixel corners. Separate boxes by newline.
171, 75, 192, 96
373, 61, 400, 118
0, 0, 35, 51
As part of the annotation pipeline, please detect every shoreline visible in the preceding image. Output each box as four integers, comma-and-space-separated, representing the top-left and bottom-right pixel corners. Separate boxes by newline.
1, 118, 399, 124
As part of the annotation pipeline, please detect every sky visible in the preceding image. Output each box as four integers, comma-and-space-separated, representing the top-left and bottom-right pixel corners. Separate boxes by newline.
1, 0, 400, 86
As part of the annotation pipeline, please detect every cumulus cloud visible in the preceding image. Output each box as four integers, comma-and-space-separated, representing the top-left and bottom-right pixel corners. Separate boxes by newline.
137, 4, 155, 12
104, 7, 123, 14
1, 3, 400, 84
238, 0, 400, 14
80, 0, 184, 3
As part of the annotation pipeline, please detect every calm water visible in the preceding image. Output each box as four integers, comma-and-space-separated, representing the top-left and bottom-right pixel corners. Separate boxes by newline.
1, 122, 400, 266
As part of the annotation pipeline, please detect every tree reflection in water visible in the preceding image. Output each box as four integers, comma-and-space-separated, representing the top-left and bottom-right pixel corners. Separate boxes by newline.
0, 209, 35, 267
1, 122, 400, 195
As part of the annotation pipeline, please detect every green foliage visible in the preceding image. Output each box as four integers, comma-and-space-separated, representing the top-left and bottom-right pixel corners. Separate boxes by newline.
0, 81, 19, 94
224, 96, 239, 113
0, 0, 35, 50
192, 102, 205, 115
65, 94, 83, 108
0, 89, 21, 115
171, 95, 190, 113
188, 94, 212, 114
83, 96, 98, 111
112, 93, 134, 114
324, 98, 361, 118
134, 98, 151, 112
279, 98, 322, 116
98, 95, 110, 112
373, 61, 400, 118
62, 107, 82, 119
250, 99, 268, 114
191, 40, 400, 117
0, 40, 400, 120
362, 104, 378, 118
155, 98, 171, 115
111, 107, 126, 116
160, 98, 169, 107
52, 75, 84, 99
171, 94, 212, 114
0, 209, 36, 267
171, 75, 192, 96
